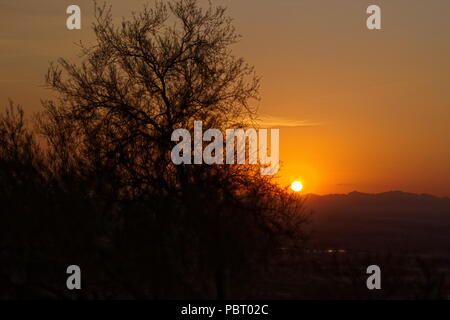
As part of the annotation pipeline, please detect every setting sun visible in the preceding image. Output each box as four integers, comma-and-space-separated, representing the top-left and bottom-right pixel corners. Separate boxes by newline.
291, 181, 303, 192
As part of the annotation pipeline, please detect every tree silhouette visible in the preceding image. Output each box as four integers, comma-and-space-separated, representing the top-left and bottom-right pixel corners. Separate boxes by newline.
0, 0, 308, 299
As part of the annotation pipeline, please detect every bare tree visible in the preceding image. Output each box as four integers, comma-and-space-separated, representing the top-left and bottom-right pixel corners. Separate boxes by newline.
0, 0, 309, 299
43, 0, 259, 194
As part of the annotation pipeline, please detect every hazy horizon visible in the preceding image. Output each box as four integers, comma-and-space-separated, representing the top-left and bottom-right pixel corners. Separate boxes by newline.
306, 189, 450, 197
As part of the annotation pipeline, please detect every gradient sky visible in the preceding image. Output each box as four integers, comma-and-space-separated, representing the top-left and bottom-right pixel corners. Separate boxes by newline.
1, 0, 449, 196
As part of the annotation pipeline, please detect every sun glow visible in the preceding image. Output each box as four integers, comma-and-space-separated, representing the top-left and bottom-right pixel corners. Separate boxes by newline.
291, 181, 303, 192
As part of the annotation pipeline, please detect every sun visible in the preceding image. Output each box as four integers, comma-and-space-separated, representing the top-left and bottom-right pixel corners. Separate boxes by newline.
291, 180, 303, 192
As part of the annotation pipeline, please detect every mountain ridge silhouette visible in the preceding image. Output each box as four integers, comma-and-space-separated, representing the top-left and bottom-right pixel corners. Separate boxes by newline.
303, 190, 450, 253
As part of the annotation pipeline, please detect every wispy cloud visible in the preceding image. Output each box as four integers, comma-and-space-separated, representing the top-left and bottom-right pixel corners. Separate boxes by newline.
257, 115, 321, 128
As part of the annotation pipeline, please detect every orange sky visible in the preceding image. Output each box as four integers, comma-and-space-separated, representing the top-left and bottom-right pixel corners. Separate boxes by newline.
1, 0, 449, 196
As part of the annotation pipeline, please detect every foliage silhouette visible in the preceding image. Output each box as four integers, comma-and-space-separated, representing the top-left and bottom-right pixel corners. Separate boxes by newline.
0, 0, 308, 299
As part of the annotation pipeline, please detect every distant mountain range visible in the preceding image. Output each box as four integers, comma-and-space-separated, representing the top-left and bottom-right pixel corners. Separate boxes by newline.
304, 191, 450, 253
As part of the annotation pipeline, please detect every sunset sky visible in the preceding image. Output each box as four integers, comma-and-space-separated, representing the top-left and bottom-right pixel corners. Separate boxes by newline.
1, 0, 449, 196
